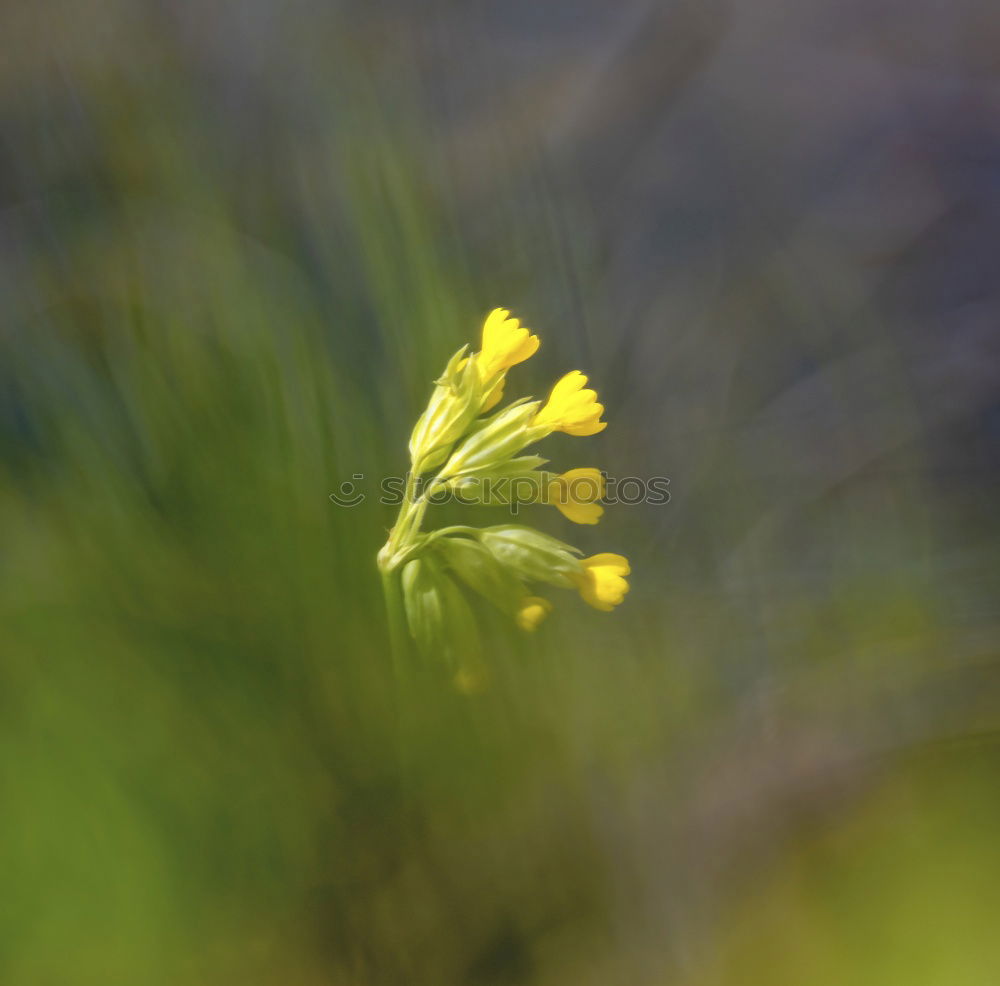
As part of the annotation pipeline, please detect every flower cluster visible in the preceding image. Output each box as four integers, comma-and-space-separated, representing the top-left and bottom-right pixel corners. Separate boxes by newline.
377, 308, 630, 665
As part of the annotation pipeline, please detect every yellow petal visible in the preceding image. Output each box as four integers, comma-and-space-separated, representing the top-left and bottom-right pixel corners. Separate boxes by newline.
534, 371, 607, 436
480, 308, 511, 353
584, 552, 630, 571
478, 308, 540, 380
562, 410, 607, 437
574, 553, 630, 611
555, 500, 604, 525
559, 468, 605, 498
547, 468, 605, 524
545, 370, 587, 408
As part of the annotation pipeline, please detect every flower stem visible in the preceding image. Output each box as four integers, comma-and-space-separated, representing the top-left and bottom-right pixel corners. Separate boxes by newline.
381, 568, 409, 670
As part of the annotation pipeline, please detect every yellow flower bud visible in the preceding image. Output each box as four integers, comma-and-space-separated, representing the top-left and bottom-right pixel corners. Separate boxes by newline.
573, 553, 630, 611
477, 308, 540, 381
516, 596, 553, 631
531, 371, 606, 437
545, 467, 605, 525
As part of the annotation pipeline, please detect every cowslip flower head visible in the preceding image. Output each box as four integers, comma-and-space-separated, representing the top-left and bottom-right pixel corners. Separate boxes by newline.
573, 553, 630, 611
532, 371, 606, 437
546, 467, 605, 525
378, 306, 632, 682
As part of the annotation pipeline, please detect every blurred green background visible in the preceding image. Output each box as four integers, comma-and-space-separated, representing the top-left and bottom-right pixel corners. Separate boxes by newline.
2, 1, 999, 983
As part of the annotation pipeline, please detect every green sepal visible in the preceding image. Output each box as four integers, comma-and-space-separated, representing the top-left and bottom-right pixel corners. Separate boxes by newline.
478, 525, 583, 587
449, 472, 546, 507
401, 554, 483, 670
437, 574, 482, 673
409, 346, 483, 472
451, 454, 548, 480
401, 556, 445, 655
432, 535, 526, 614
437, 400, 540, 480
447, 456, 548, 506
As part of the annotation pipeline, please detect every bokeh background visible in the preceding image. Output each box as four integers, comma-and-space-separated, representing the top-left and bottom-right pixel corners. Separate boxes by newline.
2, 1, 999, 983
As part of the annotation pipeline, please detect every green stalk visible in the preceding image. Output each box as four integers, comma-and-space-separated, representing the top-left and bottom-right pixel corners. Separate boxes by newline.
380, 568, 409, 672
380, 535, 418, 825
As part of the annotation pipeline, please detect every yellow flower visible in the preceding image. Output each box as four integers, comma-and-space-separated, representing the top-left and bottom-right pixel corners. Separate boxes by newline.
546, 468, 605, 525
532, 371, 606, 436
573, 553, 630, 611
477, 308, 540, 381
516, 595, 553, 631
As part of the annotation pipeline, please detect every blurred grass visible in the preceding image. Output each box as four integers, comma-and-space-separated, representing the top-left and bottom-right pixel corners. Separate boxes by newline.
699, 746, 1000, 986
